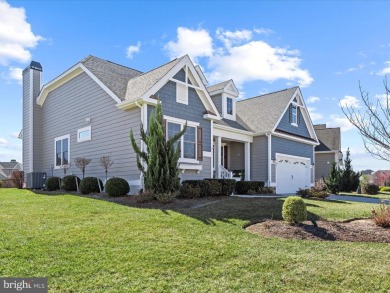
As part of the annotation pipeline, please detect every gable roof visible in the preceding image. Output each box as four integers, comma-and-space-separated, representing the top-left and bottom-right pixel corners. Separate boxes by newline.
81, 55, 142, 101
314, 125, 341, 151
214, 116, 252, 131
0, 161, 19, 169
124, 56, 185, 102
207, 80, 231, 93
237, 87, 298, 134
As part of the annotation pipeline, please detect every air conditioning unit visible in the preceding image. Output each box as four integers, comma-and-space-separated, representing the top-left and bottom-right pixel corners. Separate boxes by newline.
26, 172, 47, 189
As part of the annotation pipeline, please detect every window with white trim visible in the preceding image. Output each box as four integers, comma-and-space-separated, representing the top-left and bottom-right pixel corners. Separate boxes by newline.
77, 126, 91, 142
55, 135, 70, 168
227, 97, 233, 115
167, 122, 197, 159
291, 104, 298, 125
176, 83, 188, 104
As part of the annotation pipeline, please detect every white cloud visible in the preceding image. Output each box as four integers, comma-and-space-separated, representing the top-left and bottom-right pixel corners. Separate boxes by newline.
0, 1, 42, 65
375, 93, 389, 108
126, 41, 141, 59
164, 27, 213, 61
253, 28, 273, 35
164, 27, 312, 88
328, 115, 355, 132
8, 66, 22, 83
0, 137, 8, 144
339, 95, 360, 108
307, 107, 323, 121
377, 61, 390, 75
307, 96, 320, 103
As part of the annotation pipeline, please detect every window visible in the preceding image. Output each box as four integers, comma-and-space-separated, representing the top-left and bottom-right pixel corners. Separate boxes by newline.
176, 82, 188, 104
166, 117, 202, 161
167, 122, 196, 159
291, 104, 298, 125
77, 126, 91, 142
227, 97, 233, 115
54, 135, 70, 168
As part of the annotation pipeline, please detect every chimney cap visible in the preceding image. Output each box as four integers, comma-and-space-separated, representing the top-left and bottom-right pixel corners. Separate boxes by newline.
29, 61, 42, 72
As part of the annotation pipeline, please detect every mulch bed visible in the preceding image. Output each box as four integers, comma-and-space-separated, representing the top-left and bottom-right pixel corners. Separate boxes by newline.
246, 219, 390, 243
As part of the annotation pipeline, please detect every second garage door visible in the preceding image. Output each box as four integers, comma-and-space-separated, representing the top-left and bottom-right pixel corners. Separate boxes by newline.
276, 154, 311, 194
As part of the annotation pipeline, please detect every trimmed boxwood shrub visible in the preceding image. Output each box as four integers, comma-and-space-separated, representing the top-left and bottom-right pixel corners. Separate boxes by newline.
61, 175, 81, 192
363, 183, 379, 195
204, 179, 236, 196
46, 177, 61, 191
235, 181, 265, 194
282, 196, 307, 224
179, 183, 202, 198
105, 177, 130, 197
380, 186, 390, 192
79, 177, 104, 194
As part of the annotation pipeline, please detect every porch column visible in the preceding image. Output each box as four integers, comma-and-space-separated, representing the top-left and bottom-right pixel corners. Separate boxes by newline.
244, 142, 251, 181
215, 136, 222, 178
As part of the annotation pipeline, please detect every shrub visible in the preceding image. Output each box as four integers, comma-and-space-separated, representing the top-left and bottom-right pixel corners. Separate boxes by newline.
136, 190, 155, 203
0, 180, 2, 188
204, 179, 236, 196
282, 196, 307, 224
10, 171, 24, 189
372, 203, 390, 228
235, 181, 265, 194
314, 178, 327, 191
296, 188, 311, 198
46, 177, 61, 191
380, 186, 390, 192
260, 187, 275, 194
61, 175, 81, 192
79, 177, 104, 194
203, 180, 222, 196
363, 183, 379, 195
154, 192, 177, 203
105, 177, 129, 197
179, 183, 202, 198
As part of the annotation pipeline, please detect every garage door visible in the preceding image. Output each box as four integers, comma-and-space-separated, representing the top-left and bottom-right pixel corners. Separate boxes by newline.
276, 154, 310, 194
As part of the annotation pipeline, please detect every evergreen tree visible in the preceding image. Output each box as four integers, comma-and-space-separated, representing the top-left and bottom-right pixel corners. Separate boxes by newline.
129, 101, 186, 194
340, 148, 360, 192
325, 162, 341, 194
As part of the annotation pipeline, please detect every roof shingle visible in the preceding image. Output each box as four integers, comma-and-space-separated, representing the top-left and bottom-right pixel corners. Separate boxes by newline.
314, 126, 341, 151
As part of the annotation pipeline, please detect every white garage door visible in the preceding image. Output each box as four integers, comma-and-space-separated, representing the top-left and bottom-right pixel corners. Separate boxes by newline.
276, 154, 311, 194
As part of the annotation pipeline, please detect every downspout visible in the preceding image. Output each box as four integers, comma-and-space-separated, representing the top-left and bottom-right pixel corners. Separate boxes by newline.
266, 132, 272, 187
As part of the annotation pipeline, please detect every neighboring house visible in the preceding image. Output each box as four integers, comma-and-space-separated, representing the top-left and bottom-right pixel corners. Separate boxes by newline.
360, 169, 374, 175
314, 124, 342, 180
21, 55, 320, 194
371, 170, 390, 186
0, 160, 23, 180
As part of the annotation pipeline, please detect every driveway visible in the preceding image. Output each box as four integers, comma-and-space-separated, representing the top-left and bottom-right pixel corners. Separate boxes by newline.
328, 194, 390, 204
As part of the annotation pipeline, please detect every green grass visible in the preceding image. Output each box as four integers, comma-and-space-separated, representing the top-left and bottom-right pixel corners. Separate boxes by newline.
1, 189, 389, 292
339, 191, 390, 200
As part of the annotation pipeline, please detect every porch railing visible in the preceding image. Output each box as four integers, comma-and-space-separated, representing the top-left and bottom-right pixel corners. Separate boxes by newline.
219, 164, 233, 179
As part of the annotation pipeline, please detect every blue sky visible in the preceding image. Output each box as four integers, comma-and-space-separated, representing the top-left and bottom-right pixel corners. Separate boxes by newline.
1, 0, 390, 171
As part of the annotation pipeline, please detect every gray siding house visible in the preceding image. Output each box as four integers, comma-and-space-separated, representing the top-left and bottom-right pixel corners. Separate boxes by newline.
314, 124, 342, 180
22, 55, 320, 194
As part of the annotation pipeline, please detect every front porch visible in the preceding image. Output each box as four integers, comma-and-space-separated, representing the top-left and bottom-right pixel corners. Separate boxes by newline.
213, 133, 252, 180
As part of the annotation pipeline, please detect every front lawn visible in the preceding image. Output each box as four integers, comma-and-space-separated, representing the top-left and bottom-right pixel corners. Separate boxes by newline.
0, 189, 389, 292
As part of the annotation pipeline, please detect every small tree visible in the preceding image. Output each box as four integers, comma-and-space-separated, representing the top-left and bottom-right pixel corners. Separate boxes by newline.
62, 163, 71, 176
11, 171, 24, 189
325, 162, 341, 194
340, 148, 360, 192
130, 101, 186, 195
74, 157, 92, 179
100, 155, 114, 182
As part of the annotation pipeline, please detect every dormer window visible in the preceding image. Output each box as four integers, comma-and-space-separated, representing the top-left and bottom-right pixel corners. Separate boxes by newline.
289, 103, 300, 126
227, 97, 233, 115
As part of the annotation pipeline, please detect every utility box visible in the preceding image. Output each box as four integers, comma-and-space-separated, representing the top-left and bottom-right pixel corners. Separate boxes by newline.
26, 172, 47, 189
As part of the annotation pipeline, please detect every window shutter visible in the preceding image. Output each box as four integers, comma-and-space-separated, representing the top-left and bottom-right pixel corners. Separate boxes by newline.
297, 107, 300, 125
289, 104, 292, 123
197, 127, 203, 161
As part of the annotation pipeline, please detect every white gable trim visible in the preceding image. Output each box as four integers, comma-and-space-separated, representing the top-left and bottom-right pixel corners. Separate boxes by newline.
208, 80, 239, 97
272, 131, 319, 146
140, 56, 221, 119
271, 87, 319, 143
37, 63, 122, 106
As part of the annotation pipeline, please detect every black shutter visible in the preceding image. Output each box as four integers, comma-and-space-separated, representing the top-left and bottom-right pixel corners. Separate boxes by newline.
297, 107, 300, 125
289, 104, 292, 123
197, 127, 203, 161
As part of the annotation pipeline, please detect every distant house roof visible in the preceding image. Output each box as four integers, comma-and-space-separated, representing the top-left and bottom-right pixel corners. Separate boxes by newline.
236, 87, 299, 133
360, 169, 374, 175
314, 125, 341, 151
206, 80, 231, 93
0, 160, 22, 179
124, 56, 185, 102
81, 55, 143, 101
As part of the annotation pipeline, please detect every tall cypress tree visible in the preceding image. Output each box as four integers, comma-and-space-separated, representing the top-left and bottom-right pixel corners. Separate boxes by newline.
130, 101, 186, 194
325, 162, 341, 194
340, 148, 360, 192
